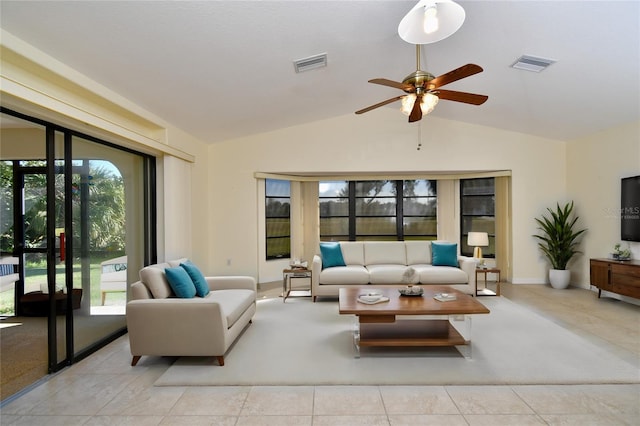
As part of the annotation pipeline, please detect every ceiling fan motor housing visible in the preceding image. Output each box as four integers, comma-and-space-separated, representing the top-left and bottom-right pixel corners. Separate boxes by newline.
402, 70, 436, 92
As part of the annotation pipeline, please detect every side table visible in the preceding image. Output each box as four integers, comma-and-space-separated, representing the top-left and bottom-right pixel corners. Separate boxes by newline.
282, 268, 312, 302
476, 267, 501, 296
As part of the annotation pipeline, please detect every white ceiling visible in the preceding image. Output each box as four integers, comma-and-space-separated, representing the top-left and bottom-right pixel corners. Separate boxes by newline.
1, 1, 639, 144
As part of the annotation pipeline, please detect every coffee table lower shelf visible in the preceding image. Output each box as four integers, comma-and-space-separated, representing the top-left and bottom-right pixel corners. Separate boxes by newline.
354, 318, 471, 358
358, 319, 466, 346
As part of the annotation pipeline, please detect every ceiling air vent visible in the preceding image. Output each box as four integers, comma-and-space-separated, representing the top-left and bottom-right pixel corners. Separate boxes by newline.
511, 55, 556, 72
293, 53, 328, 73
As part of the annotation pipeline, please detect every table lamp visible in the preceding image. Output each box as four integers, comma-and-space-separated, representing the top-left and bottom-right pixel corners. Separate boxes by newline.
467, 232, 489, 262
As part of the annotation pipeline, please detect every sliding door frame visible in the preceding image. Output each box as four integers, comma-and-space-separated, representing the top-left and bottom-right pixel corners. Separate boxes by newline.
1, 106, 158, 372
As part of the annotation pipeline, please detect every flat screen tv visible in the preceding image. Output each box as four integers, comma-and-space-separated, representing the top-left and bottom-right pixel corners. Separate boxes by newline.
621, 175, 640, 242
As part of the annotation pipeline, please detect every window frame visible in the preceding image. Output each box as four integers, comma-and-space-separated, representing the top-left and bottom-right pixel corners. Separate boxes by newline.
265, 179, 291, 260
319, 179, 437, 241
460, 177, 496, 258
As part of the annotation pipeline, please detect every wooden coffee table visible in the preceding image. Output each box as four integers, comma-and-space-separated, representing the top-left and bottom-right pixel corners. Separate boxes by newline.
338, 286, 490, 358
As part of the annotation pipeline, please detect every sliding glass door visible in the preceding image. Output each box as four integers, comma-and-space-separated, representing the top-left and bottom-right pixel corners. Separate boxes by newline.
0, 108, 155, 394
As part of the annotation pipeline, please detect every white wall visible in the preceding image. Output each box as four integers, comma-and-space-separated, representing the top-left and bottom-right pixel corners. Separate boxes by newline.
1, 31, 213, 271
209, 108, 567, 284
567, 120, 640, 289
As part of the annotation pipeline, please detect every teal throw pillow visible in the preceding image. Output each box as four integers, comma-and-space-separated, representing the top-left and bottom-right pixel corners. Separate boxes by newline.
319, 242, 346, 269
180, 261, 210, 297
165, 267, 196, 298
431, 242, 458, 267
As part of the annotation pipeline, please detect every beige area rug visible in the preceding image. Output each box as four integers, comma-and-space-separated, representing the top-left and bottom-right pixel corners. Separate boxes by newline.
155, 296, 640, 386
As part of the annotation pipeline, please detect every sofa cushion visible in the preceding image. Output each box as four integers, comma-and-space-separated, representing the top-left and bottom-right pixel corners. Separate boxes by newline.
139, 263, 173, 299
367, 265, 419, 284
206, 289, 255, 328
168, 258, 189, 267
165, 267, 197, 298
181, 261, 210, 297
405, 241, 432, 265
415, 265, 468, 284
340, 242, 365, 266
320, 242, 346, 269
319, 265, 369, 285
365, 242, 407, 265
431, 242, 458, 267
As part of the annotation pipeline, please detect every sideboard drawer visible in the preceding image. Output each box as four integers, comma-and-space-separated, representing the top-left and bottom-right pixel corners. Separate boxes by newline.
611, 263, 640, 280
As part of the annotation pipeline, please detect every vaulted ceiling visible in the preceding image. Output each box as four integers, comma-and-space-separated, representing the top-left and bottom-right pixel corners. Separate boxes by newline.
1, 1, 638, 144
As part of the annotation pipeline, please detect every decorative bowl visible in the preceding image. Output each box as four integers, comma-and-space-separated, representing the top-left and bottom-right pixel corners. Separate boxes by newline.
398, 286, 424, 296
359, 292, 383, 302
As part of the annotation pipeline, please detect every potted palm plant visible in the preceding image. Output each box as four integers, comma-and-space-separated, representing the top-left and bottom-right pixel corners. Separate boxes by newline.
533, 201, 587, 289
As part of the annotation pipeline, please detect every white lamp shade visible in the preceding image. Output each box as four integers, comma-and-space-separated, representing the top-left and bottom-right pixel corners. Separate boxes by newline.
467, 232, 489, 247
398, 0, 466, 45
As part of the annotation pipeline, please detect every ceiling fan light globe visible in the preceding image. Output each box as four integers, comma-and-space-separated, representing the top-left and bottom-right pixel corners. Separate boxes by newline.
400, 93, 439, 116
399, 0, 465, 44
400, 94, 417, 116
421, 93, 439, 114
423, 5, 439, 34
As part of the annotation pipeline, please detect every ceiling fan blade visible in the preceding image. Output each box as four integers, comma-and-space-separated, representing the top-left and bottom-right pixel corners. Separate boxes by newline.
427, 64, 484, 89
355, 95, 405, 115
408, 94, 423, 122
436, 89, 488, 105
369, 78, 414, 92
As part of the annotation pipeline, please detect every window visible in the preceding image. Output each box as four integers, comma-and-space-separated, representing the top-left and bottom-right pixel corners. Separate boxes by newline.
319, 181, 349, 241
355, 181, 397, 240
265, 179, 291, 259
403, 179, 437, 240
319, 180, 437, 241
460, 177, 495, 257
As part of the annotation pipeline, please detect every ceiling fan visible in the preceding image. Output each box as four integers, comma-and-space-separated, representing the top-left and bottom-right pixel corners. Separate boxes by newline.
355, 45, 488, 123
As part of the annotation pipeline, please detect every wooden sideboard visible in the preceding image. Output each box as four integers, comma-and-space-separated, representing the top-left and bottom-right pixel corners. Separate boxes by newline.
590, 258, 640, 299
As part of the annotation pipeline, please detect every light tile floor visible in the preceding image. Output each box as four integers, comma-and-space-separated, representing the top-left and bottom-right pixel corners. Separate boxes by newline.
1, 283, 639, 426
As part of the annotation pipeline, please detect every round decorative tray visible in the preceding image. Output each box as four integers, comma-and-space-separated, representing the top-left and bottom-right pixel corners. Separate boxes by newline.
398, 288, 424, 297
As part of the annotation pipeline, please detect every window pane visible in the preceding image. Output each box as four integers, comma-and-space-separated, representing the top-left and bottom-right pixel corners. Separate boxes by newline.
403, 179, 436, 197
356, 235, 398, 241
320, 217, 349, 236
320, 198, 348, 216
356, 217, 396, 235
462, 217, 495, 235
266, 237, 290, 258
403, 197, 437, 216
404, 235, 437, 241
403, 217, 437, 236
1, 161, 14, 253
355, 181, 394, 197
319, 181, 347, 197
462, 178, 494, 195
461, 196, 495, 215
355, 198, 396, 216
266, 218, 290, 237
266, 198, 290, 217
265, 179, 290, 197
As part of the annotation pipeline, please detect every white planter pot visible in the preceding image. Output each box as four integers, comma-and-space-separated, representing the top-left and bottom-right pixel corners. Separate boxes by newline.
549, 269, 571, 289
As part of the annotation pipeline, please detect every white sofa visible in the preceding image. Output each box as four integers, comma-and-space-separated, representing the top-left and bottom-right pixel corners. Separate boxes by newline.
311, 241, 476, 300
126, 259, 257, 367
